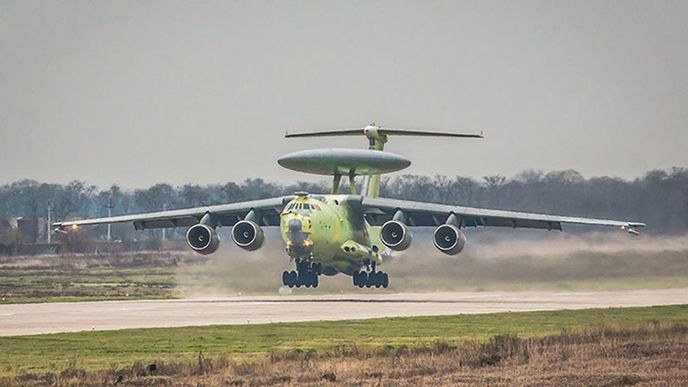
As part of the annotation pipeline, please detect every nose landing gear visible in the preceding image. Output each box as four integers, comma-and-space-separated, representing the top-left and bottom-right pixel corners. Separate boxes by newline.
353, 263, 389, 288
282, 259, 321, 288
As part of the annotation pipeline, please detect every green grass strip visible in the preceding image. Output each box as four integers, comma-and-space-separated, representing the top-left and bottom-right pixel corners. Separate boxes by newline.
1, 304, 687, 377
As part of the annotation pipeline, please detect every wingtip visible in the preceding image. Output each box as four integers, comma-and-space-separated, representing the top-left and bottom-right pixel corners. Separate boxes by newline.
52, 225, 68, 234
622, 223, 645, 236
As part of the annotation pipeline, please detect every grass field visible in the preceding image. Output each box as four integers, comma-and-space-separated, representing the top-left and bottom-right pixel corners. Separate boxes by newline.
0, 253, 194, 304
1, 304, 687, 381
2, 233, 688, 303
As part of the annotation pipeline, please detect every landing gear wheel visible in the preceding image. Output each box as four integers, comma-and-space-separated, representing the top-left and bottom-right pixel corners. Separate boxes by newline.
359, 272, 369, 288
287, 270, 298, 288
373, 272, 382, 288
288, 260, 321, 289
306, 272, 316, 288
352, 268, 389, 289
356, 271, 366, 287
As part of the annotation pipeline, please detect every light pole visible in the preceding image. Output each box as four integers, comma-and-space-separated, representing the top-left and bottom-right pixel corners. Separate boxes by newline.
161, 203, 167, 241
47, 202, 52, 243
105, 197, 113, 241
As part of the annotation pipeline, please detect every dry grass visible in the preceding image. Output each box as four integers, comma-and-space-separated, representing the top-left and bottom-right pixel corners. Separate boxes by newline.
5, 322, 687, 386
0, 252, 203, 303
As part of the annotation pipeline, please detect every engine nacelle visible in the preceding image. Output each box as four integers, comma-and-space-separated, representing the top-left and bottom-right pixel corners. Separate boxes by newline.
380, 220, 412, 251
186, 224, 220, 255
433, 224, 466, 255
232, 220, 264, 251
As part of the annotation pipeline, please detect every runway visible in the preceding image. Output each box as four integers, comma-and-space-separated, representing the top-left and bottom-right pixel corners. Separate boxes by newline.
1, 288, 686, 336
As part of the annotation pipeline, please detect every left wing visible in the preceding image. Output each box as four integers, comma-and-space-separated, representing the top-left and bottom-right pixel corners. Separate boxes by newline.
53, 196, 294, 231
360, 197, 645, 234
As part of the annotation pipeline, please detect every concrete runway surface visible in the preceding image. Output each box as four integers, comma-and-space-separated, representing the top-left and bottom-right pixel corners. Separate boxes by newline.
1, 289, 686, 336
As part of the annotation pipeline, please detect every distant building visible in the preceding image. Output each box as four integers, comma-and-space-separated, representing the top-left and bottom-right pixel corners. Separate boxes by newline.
17, 217, 38, 244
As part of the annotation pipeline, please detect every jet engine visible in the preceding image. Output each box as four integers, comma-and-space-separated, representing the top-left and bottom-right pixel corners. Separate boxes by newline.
232, 220, 264, 251
380, 220, 412, 251
433, 224, 466, 255
186, 223, 220, 255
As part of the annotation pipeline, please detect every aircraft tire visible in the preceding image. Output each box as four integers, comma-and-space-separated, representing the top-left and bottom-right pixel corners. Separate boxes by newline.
289, 271, 298, 288
312, 274, 319, 288
359, 272, 369, 288
382, 273, 389, 288
373, 272, 383, 288
282, 271, 289, 286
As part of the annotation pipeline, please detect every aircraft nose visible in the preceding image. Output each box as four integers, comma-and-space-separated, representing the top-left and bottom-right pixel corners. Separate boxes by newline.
288, 218, 303, 232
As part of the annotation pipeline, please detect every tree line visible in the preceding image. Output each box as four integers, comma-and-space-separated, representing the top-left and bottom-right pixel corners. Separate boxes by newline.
0, 167, 686, 240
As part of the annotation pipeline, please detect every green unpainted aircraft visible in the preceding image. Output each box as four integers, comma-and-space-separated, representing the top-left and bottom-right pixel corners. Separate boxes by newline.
54, 125, 645, 289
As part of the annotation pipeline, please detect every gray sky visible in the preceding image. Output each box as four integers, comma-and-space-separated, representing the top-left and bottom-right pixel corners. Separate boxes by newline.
1, 0, 686, 188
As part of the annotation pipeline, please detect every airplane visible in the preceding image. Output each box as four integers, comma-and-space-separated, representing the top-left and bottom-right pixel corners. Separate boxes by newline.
53, 124, 645, 289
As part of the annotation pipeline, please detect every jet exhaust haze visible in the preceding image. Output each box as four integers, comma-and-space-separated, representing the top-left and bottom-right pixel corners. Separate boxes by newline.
176, 230, 688, 296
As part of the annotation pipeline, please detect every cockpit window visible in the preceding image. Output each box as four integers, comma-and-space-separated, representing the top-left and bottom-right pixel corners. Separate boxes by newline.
286, 202, 320, 212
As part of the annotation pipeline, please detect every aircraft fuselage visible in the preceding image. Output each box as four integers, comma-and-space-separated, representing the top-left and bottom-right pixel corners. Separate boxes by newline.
279, 194, 384, 276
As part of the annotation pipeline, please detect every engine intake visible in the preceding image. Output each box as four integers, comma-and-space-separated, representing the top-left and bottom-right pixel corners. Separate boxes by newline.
232, 220, 264, 251
433, 224, 466, 255
186, 224, 220, 255
380, 220, 412, 251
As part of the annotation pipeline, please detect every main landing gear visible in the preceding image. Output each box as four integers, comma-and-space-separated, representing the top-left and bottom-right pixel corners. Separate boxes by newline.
353, 263, 389, 288
282, 259, 321, 288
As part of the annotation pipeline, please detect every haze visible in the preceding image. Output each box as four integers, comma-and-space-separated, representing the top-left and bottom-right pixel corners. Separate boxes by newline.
1, 0, 687, 188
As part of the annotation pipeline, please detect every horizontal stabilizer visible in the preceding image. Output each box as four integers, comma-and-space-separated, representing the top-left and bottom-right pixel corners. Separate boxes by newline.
285, 125, 483, 139
285, 128, 365, 138
376, 128, 483, 138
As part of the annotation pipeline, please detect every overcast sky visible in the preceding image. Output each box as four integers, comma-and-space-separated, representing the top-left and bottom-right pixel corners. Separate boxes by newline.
1, 0, 686, 188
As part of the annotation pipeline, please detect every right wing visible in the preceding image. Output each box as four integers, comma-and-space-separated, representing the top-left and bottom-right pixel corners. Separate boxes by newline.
53, 196, 294, 231
360, 196, 645, 233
